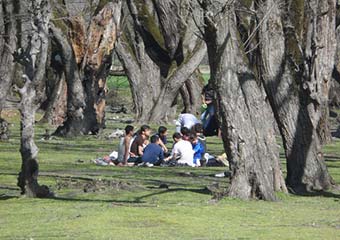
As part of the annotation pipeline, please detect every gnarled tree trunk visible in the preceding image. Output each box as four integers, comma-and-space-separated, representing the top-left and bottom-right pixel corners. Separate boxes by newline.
39, 43, 67, 125
180, 72, 204, 114
0, 0, 17, 114
115, 0, 206, 123
258, 0, 334, 193
201, 1, 284, 200
14, 0, 52, 198
53, 0, 122, 136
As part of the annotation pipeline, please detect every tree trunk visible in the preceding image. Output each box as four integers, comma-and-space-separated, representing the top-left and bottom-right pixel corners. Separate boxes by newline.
51, 23, 86, 136
53, 1, 122, 136
116, 0, 206, 123
40, 75, 67, 126
115, 31, 164, 122
39, 43, 67, 125
317, 107, 332, 144
201, 1, 283, 200
258, 0, 334, 193
330, 25, 340, 106
180, 71, 204, 114
0, 0, 17, 114
14, 0, 52, 198
0, 118, 10, 140
147, 42, 206, 122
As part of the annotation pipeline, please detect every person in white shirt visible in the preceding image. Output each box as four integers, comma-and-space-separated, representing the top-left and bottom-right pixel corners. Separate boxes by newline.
171, 132, 194, 167
176, 113, 200, 132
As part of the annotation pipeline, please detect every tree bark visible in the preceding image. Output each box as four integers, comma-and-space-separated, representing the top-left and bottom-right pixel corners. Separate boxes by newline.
53, 0, 122, 136
330, 25, 340, 106
14, 0, 52, 198
201, 1, 283, 200
180, 71, 204, 114
50, 23, 86, 136
258, 0, 334, 193
39, 43, 67, 125
116, 0, 206, 123
0, 0, 17, 114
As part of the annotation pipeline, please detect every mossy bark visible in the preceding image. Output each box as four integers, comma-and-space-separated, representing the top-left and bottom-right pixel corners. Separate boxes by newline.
258, 0, 334, 193
201, 1, 282, 200
116, 0, 205, 123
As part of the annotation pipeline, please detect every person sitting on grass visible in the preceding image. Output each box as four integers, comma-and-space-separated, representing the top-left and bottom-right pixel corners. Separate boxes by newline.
180, 126, 191, 141
192, 123, 206, 156
190, 133, 204, 167
129, 125, 151, 165
117, 125, 134, 166
141, 135, 164, 166
170, 132, 194, 167
156, 126, 168, 153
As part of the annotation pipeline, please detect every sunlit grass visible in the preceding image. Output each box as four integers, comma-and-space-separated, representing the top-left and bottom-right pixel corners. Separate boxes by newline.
0, 111, 339, 239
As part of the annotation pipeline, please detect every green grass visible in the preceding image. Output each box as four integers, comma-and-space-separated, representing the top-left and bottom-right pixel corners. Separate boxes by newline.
0, 111, 339, 239
106, 76, 130, 90
202, 73, 210, 83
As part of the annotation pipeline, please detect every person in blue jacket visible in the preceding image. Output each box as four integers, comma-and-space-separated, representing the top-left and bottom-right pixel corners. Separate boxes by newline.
190, 133, 204, 167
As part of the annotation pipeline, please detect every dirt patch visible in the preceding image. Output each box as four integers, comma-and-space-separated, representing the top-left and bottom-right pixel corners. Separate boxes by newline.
55, 177, 142, 193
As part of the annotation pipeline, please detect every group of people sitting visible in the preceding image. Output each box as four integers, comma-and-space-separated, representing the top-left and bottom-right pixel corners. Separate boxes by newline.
117, 120, 206, 167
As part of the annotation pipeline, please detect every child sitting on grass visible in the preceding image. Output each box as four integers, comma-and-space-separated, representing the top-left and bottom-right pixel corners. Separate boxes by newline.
190, 133, 204, 167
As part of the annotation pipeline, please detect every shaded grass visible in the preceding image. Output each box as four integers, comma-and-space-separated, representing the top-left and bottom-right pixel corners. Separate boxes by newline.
0, 111, 339, 239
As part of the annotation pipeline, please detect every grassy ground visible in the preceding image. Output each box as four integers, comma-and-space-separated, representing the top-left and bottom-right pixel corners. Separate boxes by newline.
0, 111, 340, 240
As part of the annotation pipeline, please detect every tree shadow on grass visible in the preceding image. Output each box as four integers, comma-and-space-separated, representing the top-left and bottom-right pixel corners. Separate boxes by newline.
50, 187, 212, 205
324, 155, 340, 162
0, 195, 18, 200
297, 189, 340, 200
135, 187, 211, 202
52, 196, 145, 204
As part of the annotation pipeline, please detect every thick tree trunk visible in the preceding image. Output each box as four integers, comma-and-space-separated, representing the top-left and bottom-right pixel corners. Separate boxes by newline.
51, 24, 86, 136
147, 42, 206, 122
14, 0, 52, 198
201, 1, 282, 200
116, 0, 206, 123
0, 0, 17, 114
115, 32, 164, 122
317, 107, 332, 144
331, 26, 340, 106
54, 1, 122, 136
258, 0, 334, 193
180, 72, 204, 114
40, 44, 67, 125
40, 75, 67, 126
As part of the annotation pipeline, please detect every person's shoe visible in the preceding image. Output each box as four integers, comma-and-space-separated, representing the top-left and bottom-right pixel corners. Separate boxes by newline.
145, 162, 154, 167
214, 172, 226, 178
